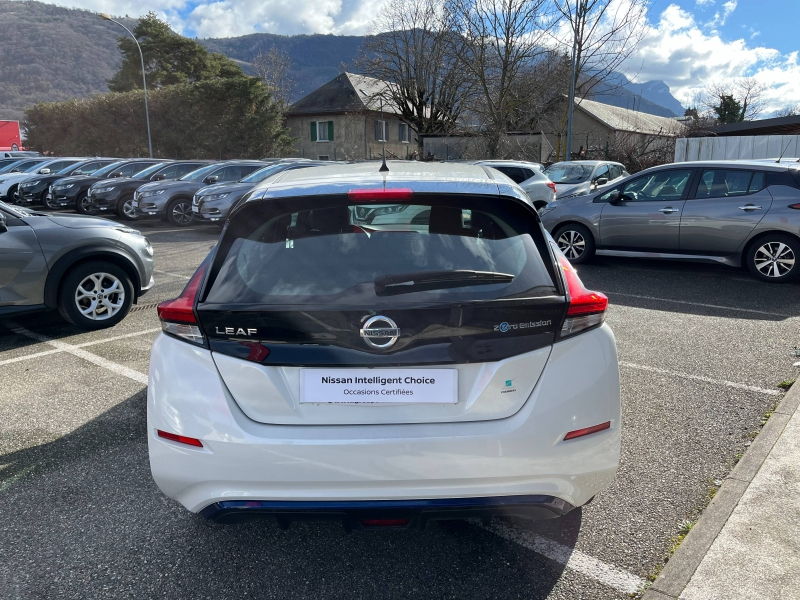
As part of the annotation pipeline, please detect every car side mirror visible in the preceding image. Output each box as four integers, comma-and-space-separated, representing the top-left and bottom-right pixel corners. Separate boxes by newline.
72, 170, 83, 175
110, 171, 124, 178
204, 175, 219, 184
39, 168, 50, 174
595, 177, 608, 186
607, 189, 623, 204
152, 174, 167, 181
0, 213, 7, 234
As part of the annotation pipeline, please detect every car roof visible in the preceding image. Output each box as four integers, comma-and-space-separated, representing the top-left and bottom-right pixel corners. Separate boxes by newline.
474, 160, 543, 168
653, 160, 796, 172
547, 160, 622, 167
247, 160, 529, 204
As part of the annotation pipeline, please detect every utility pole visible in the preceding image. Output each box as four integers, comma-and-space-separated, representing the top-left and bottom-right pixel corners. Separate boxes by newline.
100, 13, 153, 158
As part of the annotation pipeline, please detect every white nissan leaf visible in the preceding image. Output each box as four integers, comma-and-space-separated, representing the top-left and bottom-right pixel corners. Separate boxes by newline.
147, 161, 621, 529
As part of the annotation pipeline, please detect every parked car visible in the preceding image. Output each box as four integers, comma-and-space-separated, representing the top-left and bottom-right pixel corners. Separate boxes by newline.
0, 120, 22, 152
148, 161, 620, 527
87, 160, 213, 220
133, 160, 266, 226
0, 200, 154, 329
544, 161, 628, 200
0, 157, 84, 202
17, 158, 118, 207
0, 158, 47, 175
49, 158, 161, 214
473, 160, 556, 209
1, 151, 41, 159
539, 160, 800, 282
192, 161, 326, 225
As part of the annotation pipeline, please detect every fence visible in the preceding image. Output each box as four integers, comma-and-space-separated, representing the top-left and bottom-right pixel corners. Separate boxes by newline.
675, 135, 800, 162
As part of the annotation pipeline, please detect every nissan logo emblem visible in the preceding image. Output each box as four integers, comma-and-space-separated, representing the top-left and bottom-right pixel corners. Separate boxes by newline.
360, 315, 400, 349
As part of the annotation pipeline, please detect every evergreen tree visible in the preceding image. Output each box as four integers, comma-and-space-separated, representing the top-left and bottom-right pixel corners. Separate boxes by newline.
107, 12, 243, 92
713, 94, 744, 124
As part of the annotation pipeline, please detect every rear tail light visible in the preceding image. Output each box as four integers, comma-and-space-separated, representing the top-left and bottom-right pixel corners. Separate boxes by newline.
157, 429, 203, 447
557, 252, 608, 338
546, 181, 557, 195
788, 203, 800, 209
348, 188, 414, 202
564, 421, 611, 441
157, 263, 208, 345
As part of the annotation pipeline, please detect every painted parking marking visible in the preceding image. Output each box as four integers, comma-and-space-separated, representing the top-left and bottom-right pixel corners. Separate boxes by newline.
153, 269, 191, 280
606, 291, 792, 319
482, 521, 646, 594
0, 328, 161, 368
8, 323, 148, 385
620, 361, 781, 396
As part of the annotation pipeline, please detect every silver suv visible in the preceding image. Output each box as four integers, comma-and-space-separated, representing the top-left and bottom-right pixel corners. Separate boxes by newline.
0, 201, 154, 329
539, 160, 800, 283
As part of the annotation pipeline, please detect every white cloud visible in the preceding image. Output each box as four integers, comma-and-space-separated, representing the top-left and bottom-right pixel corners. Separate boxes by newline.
706, 0, 736, 31
695, 0, 714, 5
622, 4, 800, 114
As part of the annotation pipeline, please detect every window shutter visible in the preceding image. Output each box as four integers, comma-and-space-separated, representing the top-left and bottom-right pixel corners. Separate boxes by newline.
399, 123, 404, 142
310, 121, 317, 141
375, 121, 380, 141
328, 121, 334, 141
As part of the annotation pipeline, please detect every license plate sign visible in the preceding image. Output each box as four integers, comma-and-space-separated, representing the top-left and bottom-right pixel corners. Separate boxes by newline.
301, 369, 457, 404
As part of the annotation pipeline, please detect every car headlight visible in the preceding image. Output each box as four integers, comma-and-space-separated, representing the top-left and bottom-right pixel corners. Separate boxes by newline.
143, 238, 153, 256
202, 192, 230, 202
55, 183, 74, 190
95, 186, 115, 193
139, 189, 165, 198
559, 191, 587, 200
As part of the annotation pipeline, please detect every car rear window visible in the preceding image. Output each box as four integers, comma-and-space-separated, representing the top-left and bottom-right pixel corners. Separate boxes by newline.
203, 195, 558, 307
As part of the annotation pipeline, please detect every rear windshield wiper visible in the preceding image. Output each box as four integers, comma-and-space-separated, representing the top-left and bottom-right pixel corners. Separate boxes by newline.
374, 270, 514, 296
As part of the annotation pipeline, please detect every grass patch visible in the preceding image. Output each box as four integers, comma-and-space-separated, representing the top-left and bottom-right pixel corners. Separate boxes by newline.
778, 379, 795, 391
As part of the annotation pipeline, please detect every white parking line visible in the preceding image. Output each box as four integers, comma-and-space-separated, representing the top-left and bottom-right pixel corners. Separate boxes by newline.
0, 328, 161, 368
482, 521, 646, 594
620, 361, 782, 396
606, 291, 792, 318
8, 324, 148, 385
153, 269, 191, 280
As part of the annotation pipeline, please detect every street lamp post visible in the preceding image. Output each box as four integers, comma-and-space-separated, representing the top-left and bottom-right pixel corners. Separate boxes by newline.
565, 39, 578, 162
100, 13, 153, 158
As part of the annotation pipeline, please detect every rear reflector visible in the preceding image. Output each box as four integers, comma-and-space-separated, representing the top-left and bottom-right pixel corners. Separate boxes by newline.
157, 429, 203, 447
360, 518, 411, 528
157, 262, 208, 345
564, 421, 611, 441
348, 188, 414, 202
789, 203, 800, 209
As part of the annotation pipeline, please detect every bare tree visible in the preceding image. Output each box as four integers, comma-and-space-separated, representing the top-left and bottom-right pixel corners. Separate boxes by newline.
251, 47, 296, 107
356, 0, 466, 157
773, 105, 800, 118
701, 77, 768, 122
550, 0, 648, 159
448, 0, 554, 158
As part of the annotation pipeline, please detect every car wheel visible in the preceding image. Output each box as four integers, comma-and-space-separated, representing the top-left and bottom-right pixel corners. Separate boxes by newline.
167, 198, 194, 227
58, 261, 134, 330
11, 143, 19, 151
554, 223, 595, 264
42, 191, 60, 210
746, 235, 800, 283
117, 194, 139, 220
75, 192, 94, 215
8, 185, 19, 204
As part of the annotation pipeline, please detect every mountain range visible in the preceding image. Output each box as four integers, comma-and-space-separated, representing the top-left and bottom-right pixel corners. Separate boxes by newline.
0, 0, 684, 124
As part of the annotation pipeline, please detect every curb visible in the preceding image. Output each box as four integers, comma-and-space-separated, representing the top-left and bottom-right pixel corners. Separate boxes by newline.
642, 380, 800, 600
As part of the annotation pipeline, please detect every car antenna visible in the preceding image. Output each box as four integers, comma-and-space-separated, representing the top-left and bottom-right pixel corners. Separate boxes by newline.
775, 140, 792, 163
360, 88, 389, 172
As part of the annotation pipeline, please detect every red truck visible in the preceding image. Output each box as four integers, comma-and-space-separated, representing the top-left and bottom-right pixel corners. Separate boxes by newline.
0, 120, 22, 151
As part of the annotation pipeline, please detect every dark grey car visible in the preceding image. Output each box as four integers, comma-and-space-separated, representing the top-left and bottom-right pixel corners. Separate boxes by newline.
132, 161, 266, 226
0, 201, 154, 329
192, 161, 325, 224
540, 160, 800, 282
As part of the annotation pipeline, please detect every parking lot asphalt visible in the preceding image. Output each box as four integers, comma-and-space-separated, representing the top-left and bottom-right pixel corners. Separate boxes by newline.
1, 217, 797, 599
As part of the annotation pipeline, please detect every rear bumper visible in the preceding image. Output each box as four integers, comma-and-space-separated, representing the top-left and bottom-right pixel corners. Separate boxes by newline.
200, 495, 574, 529
148, 325, 621, 515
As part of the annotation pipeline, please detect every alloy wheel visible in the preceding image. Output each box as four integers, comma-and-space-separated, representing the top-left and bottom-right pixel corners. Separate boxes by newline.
171, 202, 193, 225
754, 242, 795, 278
557, 229, 586, 260
121, 198, 138, 220
74, 272, 125, 321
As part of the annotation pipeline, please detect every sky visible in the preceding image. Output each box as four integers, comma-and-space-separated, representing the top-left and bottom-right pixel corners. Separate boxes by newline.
51, 0, 800, 116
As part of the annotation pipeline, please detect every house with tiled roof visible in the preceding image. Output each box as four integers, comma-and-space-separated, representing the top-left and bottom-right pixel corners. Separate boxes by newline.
285, 72, 418, 161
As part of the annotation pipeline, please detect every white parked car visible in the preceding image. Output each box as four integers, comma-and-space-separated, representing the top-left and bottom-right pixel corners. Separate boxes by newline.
473, 160, 557, 209
0, 157, 84, 201
148, 161, 621, 529
544, 161, 629, 200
